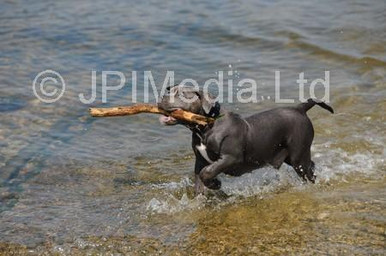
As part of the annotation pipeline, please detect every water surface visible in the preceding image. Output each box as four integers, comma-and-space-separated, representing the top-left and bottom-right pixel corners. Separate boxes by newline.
0, 0, 385, 254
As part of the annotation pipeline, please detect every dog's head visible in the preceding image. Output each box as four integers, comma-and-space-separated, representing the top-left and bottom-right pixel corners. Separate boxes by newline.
158, 84, 220, 125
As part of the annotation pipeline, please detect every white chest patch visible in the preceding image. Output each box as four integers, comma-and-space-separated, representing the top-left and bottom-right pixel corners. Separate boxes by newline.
196, 143, 214, 163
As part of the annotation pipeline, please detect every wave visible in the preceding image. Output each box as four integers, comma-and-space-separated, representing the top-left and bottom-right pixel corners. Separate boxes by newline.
146, 143, 384, 214
288, 38, 386, 67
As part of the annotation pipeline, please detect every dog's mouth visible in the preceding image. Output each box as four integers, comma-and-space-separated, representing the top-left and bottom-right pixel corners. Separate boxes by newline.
159, 115, 178, 125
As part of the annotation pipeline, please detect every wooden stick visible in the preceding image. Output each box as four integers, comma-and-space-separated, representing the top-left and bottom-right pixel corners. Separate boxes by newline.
89, 104, 214, 126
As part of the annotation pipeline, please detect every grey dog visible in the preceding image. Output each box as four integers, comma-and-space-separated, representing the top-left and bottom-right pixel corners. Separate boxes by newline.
158, 85, 334, 194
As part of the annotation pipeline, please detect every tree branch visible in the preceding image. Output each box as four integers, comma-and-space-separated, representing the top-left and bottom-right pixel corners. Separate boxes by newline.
89, 104, 214, 126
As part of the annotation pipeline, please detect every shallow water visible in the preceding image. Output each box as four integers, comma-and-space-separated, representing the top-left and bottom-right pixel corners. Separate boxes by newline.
0, 0, 385, 255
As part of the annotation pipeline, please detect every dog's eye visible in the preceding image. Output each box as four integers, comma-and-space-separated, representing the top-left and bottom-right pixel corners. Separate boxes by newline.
164, 87, 178, 96
166, 84, 180, 93
183, 91, 198, 99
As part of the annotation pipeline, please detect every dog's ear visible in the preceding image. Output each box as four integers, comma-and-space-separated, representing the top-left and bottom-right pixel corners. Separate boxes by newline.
196, 91, 220, 117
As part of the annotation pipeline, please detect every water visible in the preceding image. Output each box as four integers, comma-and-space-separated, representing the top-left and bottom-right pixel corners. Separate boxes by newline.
0, 0, 385, 254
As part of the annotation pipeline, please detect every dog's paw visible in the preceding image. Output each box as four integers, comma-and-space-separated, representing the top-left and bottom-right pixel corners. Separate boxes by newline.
205, 178, 222, 190
307, 174, 316, 183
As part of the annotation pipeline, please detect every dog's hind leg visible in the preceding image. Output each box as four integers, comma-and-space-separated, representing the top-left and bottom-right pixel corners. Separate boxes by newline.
307, 160, 316, 183
286, 150, 316, 183
270, 148, 288, 169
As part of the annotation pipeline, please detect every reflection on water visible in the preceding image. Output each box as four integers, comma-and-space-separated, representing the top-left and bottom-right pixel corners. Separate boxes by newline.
0, 0, 385, 254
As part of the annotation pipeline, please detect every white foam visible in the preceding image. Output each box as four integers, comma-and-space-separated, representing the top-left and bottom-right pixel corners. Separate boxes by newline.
151, 177, 193, 190
145, 142, 384, 214
219, 166, 298, 197
312, 143, 384, 183
146, 193, 206, 214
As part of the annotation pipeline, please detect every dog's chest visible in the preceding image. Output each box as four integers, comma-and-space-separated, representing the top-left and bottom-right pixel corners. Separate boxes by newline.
195, 143, 214, 163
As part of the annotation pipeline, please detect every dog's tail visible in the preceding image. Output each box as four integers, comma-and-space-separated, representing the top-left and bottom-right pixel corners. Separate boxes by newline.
298, 98, 334, 114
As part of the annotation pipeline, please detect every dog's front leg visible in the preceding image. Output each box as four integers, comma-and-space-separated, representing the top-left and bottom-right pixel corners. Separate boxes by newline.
193, 158, 208, 194
199, 154, 238, 190
192, 132, 212, 194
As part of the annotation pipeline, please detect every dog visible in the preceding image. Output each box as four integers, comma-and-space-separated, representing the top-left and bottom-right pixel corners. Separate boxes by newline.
158, 85, 334, 194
